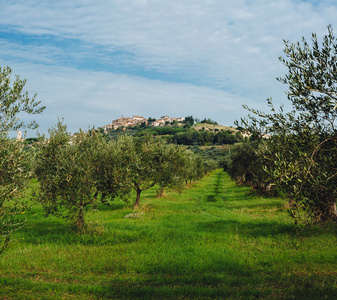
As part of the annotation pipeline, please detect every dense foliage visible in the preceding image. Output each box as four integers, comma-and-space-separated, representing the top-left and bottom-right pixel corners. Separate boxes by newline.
187, 146, 228, 172
34, 122, 112, 230
200, 117, 218, 125
34, 124, 217, 229
105, 125, 242, 146
114, 135, 189, 206
0, 66, 45, 253
235, 26, 337, 224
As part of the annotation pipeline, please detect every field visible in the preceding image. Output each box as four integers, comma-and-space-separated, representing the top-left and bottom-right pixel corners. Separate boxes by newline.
1, 169, 337, 299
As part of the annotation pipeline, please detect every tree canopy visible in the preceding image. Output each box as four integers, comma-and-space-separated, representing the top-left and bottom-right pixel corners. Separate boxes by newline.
0, 66, 45, 253
237, 26, 337, 224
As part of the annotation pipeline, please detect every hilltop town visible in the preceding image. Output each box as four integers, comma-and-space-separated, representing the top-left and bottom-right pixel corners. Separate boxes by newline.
102, 115, 186, 132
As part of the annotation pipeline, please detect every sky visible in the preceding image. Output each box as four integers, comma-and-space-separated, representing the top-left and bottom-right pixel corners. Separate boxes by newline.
1, 0, 337, 136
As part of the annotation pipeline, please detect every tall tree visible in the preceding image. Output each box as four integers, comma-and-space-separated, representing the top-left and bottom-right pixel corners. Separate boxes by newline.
238, 26, 337, 223
0, 66, 45, 253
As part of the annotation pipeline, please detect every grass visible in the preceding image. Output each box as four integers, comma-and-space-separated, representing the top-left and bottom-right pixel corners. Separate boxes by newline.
1, 169, 337, 299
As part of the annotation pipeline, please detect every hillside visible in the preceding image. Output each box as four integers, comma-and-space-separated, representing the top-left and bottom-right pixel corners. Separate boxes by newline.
103, 121, 243, 146
192, 123, 238, 132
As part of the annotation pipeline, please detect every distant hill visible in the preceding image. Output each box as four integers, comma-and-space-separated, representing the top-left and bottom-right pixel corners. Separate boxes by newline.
192, 123, 238, 132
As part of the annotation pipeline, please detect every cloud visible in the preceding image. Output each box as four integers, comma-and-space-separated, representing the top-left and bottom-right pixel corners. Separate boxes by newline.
4, 62, 255, 135
1, 0, 337, 136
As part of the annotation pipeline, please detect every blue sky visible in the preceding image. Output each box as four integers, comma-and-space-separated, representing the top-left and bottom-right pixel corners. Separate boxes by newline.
1, 0, 337, 136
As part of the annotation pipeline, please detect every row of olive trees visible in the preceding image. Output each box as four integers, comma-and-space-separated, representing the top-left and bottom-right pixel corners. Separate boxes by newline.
33, 122, 211, 230
0, 66, 217, 253
231, 26, 337, 224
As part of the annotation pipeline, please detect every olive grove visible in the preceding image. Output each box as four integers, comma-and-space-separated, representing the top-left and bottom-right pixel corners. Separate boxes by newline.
33, 126, 208, 229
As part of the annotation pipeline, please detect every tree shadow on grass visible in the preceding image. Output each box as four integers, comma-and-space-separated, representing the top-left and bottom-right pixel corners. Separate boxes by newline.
196, 218, 337, 240
220, 188, 264, 202
94, 200, 128, 211
206, 194, 217, 202
196, 219, 295, 238
17, 217, 143, 246
225, 201, 287, 211
205, 172, 257, 203
98, 273, 337, 299
206, 171, 230, 202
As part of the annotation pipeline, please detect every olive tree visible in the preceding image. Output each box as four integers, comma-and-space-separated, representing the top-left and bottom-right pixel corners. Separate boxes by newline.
34, 122, 133, 230
116, 135, 189, 207
35, 122, 119, 230
91, 134, 131, 204
0, 66, 45, 253
238, 26, 337, 223
117, 135, 164, 207
184, 151, 205, 184
155, 143, 188, 198
34, 122, 93, 230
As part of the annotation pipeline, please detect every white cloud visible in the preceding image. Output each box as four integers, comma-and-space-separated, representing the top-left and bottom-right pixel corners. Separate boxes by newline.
4, 62, 254, 135
1, 0, 337, 136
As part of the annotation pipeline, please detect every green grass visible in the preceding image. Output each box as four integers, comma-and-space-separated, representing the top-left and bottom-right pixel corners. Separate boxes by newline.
1, 170, 337, 299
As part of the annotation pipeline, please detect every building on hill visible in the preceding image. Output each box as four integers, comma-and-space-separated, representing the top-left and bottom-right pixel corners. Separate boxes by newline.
241, 131, 271, 139
132, 115, 146, 122
102, 115, 147, 131
102, 115, 185, 131
102, 124, 114, 132
174, 117, 185, 123
17, 131, 22, 140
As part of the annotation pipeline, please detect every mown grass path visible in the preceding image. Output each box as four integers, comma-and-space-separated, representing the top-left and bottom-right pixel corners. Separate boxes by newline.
1, 169, 337, 299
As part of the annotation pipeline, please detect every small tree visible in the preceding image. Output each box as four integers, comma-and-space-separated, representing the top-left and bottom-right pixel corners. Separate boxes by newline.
201, 118, 218, 125
113, 135, 156, 208
91, 136, 131, 204
183, 116, 194, 128
116, 135, 188, 207
148, 117, 156, 123
155, 143, 188, 198
0, 66, 45, 253
184, 151, 205, 184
